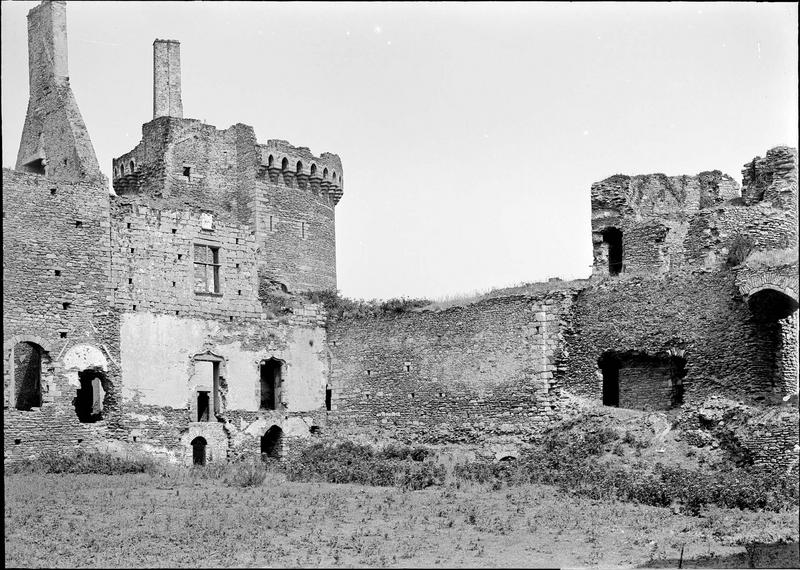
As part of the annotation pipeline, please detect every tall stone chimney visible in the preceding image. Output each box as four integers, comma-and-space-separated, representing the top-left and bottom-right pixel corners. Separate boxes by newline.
15, 1, 102, 182
153, 39, 183, 119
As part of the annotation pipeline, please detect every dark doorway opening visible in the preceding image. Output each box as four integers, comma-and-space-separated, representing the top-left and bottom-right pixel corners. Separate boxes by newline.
670, 356, 687, 407
748, 289, 799, 322
261, 425, 283, 459
599, 353, 620, 407
603, 227, 623, 275
22, 158, 45, 175
260, 359, 282, 410
13, 342, 43, 410
197, 391, 210, 422
191, 436, 207, 466
75, 370, 105, 423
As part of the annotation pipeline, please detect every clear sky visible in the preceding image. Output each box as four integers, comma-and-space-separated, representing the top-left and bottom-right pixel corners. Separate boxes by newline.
2, 2, 797, 300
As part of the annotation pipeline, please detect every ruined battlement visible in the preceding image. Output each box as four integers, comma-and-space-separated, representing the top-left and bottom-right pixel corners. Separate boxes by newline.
590, 147, 797, 278
258, 142, 343, 206
742, 146, 798, 209
591, 170, 740, 222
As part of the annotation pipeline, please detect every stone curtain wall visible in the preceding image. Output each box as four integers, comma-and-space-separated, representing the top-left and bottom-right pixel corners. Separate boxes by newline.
3, 169, 120, 463
327, 292, 575, 449
564, 272, 785, 406
254, 177, 337, 293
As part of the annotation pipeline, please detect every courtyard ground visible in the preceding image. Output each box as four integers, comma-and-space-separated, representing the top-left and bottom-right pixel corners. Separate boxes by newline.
4, 472, 798, 568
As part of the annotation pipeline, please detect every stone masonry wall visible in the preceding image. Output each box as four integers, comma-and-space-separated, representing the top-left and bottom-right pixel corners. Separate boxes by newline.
563, 271, 786, 407
3, 168, 120, 463
327, 292, 575, 451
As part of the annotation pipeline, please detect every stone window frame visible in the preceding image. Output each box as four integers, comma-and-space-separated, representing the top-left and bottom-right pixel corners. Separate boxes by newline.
189, 351, 226, 422
193, 238, 222, 296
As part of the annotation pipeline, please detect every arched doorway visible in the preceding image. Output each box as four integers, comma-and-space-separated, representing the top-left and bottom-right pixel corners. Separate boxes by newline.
12, 341, 44, 410
191, 436, 207, 466
261, 425, 283, 459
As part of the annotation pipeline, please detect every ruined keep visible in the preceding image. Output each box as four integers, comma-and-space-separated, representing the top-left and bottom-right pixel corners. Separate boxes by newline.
4, 2, 799, 469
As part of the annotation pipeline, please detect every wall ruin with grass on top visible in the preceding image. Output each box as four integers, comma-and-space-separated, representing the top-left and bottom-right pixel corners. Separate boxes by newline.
327, 291, 576, 449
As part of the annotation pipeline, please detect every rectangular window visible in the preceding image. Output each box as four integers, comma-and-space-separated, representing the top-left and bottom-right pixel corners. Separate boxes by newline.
194, 244, 221, 294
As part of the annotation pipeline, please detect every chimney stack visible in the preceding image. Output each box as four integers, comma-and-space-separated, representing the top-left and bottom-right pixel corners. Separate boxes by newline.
16, 1, 102, 181
153, 39, 183, 119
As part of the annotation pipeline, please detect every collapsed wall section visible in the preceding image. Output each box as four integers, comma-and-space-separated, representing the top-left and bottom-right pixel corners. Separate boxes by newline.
327, 292, 575, 450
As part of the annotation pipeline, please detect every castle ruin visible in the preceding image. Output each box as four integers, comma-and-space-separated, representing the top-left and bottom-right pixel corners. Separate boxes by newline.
4, 2, 798, 468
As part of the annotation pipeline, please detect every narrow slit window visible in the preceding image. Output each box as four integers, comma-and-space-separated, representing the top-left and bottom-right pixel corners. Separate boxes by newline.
194, 244, 221, 294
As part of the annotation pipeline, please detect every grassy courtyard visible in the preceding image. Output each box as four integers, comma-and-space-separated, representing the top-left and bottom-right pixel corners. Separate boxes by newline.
4, 470, 799, 568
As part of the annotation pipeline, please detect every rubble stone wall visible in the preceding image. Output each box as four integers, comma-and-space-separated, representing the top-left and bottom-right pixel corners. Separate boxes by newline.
327, 292, 575, 449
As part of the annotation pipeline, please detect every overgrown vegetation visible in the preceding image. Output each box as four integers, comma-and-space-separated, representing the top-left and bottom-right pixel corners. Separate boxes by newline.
744, 247, 799, 270
726, 234, 755, 267
5, 450, 157, 475
303, 289, 430, 319
284, 441, 444, 490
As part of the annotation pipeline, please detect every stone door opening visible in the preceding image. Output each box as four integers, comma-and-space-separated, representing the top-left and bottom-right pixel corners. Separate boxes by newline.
603, 228, 623, 275
260, 358, 283, 410
197, 391, 210, 422
261, 425, 283, 459
599, 353, 620, 407
191, 436, 207, 466
599, 351, 687, 410
12, 341, 44, 411
75, 369, 105, 423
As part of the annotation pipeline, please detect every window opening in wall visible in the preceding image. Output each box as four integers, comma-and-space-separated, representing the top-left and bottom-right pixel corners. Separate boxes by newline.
172, 228, 177, 234
75, 220, 83, 228
296, 161, 303, 174
177, 253, 182, 260
325, 387, 332, 411
50, 187, 57, 195
60, 332, 67, 338
269, 216, 274, 232
13, 342, 43, 411
194, 244, 221, 294
197, 391, 210, 422
599, 353, 620, 407
23, 158, 45, 175
281, 157, 289, 171
172, 282, 176, 287
404, 362, 411, 372
14, 439, 22, 445
268, 155, 274, 168
183, 166, 191, 178
130, 248, 135, 254
261, 425, 283, 459
129, 160, 135, 173
191, 436, 207, 466
670, 356, 687, 407
75, 369, 105, 423
55, 270, 61, 276
127, 223, 131, 229
603, 227, 623, 275
260, 358, 282, 410
128, 278, 133, 285
62, 302, 71, 310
